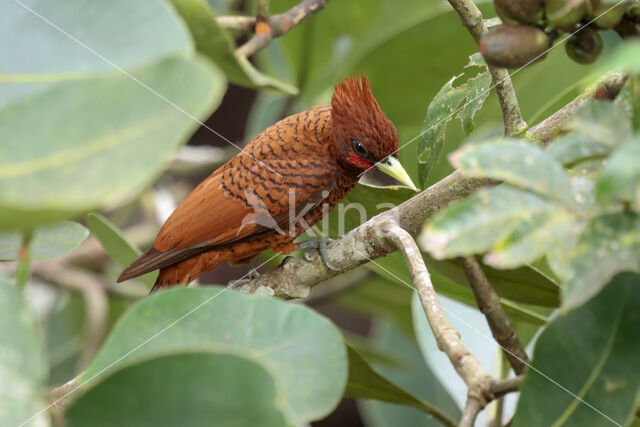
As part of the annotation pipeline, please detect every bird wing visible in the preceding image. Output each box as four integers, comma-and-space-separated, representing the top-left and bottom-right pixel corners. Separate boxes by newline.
117, 155, 337, 281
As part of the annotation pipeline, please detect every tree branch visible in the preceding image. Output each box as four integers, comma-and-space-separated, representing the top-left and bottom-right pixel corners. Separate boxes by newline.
458, 256, 529, 375
236, 0, 330, 58
446, 0, 527, 136
528, 73, 629, 144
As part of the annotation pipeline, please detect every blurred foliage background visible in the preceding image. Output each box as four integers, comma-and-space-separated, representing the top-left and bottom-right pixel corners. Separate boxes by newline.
1, 0, 639, 426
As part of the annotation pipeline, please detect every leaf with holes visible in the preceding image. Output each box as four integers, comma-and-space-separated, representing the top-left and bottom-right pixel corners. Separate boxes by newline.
417, 53, 491, 186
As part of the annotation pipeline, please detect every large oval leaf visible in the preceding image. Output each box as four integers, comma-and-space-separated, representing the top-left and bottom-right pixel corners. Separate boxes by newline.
0, 274, 48, 427
81, 287, 347, 425
0, 0, 226, 230
0, 56, 225, 229
514, 272, 640, 427
67, 353, 287, 427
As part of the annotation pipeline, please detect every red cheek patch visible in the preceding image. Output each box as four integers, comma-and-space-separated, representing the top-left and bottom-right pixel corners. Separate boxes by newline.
347, 153, 373, 170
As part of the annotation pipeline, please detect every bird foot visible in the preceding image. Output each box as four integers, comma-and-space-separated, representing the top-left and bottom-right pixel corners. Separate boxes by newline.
299, 238, 340, 272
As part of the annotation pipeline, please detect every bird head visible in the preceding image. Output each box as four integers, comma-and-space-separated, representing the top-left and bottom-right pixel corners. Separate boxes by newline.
331, 74, 418, 191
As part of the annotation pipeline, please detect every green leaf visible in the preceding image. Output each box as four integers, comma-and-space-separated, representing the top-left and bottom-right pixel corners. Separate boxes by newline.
87, 213, 157, 287
545, 133, 612, 167
563, 100, 632, 148
598, 40, 640, 74
169, 0, 297, 93
0, 220, 88, 261
417, 53, 492, 186
82, 287, 347, 425
596, 136, 640, 211
345, 345, 457, 426
0, 273, 48, 426
67, 352, 287, 427
0, 57, 225, 230
420, 186, 561, 260
563, 212, 640, 310
514, 272, 640, 427
0, 0, 226, 230
358, 318, 461, 427
484, 211, 577, 269
369, 252, 555, 318
451, 139, 572, 203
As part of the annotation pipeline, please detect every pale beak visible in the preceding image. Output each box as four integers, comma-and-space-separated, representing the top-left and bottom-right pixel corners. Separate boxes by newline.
375, 156, 419, 192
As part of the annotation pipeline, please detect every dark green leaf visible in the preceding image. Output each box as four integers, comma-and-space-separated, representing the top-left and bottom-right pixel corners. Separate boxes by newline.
83, 287, 347, 425
169, 0, 297, 93
0, 273, 48, 426
345, 346, 456, 426
514, 272, 640, 427
417, 53, 491, 186
0, 221, 88, 261
563, 212, 640, 310
359, 318, 461, 427
451, 139, 572, 203
420, 186, 561, 260
67, 353, 287, 427
369, 252, 554, 319
87, 213, 157, 286
596, 136, 640, 211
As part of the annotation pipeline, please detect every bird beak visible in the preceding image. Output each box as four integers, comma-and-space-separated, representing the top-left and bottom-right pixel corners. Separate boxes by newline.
375, 156, 419, 192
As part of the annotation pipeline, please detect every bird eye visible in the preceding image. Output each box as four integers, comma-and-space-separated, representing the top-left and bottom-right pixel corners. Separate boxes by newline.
352, 139, 369, 157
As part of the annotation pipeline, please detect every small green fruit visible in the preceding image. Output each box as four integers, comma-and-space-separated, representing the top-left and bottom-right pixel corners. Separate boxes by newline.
480, 25, 550, 68
565, 27, 604, 64
588, 0, 628, 29
546, 0, 589, 29
494, 0, 544, 25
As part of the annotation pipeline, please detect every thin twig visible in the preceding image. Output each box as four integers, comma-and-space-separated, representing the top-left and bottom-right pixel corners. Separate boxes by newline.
527, 73, 629, 144
446, 0, 527, 136
216, 15, 256, 32
458, 256, 529, 375
490, 375, 524, 398
236, 0, 330, 57
460, 398, 483, 427
383, 221, 493, 426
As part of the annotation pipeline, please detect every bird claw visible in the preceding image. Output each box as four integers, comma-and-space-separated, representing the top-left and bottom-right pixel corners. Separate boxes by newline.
299, 238, 340, 272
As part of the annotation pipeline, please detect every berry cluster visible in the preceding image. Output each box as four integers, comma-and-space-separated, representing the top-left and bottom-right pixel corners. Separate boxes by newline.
480, 0, 640, 68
